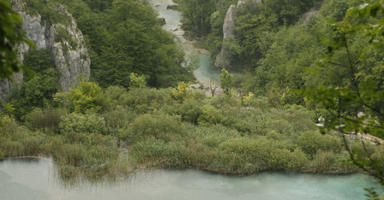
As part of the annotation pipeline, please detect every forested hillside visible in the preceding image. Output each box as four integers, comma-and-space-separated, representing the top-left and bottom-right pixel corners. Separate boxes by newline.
24, 0, 194, 88
179, 0, 384, 132
0, 0, 383, 197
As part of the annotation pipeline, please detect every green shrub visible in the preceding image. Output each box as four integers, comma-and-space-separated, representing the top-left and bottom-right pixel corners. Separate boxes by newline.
55, 143, 88, 166
9, 49, 59, 120
198, 105, 223, 126
102, 106, 136, 135
43, 131, 119, 180
132, 139, 185, 167
267, 148, 308, 170
266, 119, 293, 134
121, 113, 183, 143
266, 130, 282, 140
20, 131, 47, 155
282, 105, 316, 133
25, 108, 65, 132
217, 137, 275, 172
55, 81, 106, 113
287, 149, 308, 170
59, 113, 107, 134
0, 116, 18, 136
196, 125, 240, 147
104, 86, 127, 106
309, 151, 337, 173
297, 132, 342, 156
172, 99, 202, 124
0, 149, 5, 160
215, 137, 309, 173
121, 88, 174, 113
1, 140, 25, 157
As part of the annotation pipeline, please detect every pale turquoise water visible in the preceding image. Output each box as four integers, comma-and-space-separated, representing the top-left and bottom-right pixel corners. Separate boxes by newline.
149, 0, 220, 83
193, 54, 220, 82
0, 159, 383, 200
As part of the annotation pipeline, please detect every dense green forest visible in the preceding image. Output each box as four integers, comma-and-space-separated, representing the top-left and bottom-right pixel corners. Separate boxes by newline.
0, 0, 384, 197
24, 0, 194, 88
179, 0, 384, 135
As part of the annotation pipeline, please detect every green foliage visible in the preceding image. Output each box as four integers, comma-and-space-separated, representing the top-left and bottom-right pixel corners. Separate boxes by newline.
216, 137, 308, 173
263, 0, 318, 25
0, 82, 357, 180
297, 132, 342, 156
50, 132, 119, 179
172, 82, 193, 102
365, 187, 382, 200
25, 108, 65, 132
55, 81, 106, 113
3, 0, 382, 183
102, 106, 135, 134
303, 2, 384, 135
121, 112, 183, 143
9, 70, 59, 119
25, 0, 72, 25
169, 99, 203, 124
198, 104, 223, 126
0, 116, 18, 136
179, 0, 216, 37
309, 150, 337, 173
0, 117, 48, 157
129, 72, 147, 88
82, 0, 112, 11
59, 112, 107, 134
104, 85, 126, 105
65, 0, 193, 88
8, 49, 58, 119
23, 49, 56, 78
301, 2, 384, 184
0, 0, 32, 80
219, 69, 233, 94
121, 87, 174, 113
23, 0, 194, 88
55, 26, 78, 49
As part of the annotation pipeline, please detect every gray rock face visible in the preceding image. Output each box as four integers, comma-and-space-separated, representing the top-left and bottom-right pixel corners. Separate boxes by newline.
215, 0, 261, 69
49, 5, 91, 92
215, 4, 236, 69
301, 8, 319, 22
0, 1, 90, 102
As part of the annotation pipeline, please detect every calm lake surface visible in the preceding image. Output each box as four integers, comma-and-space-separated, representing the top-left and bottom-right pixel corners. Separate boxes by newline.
0, 158, 383, 200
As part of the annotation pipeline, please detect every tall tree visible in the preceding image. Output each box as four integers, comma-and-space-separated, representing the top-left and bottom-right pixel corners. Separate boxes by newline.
303, 2, 384, 184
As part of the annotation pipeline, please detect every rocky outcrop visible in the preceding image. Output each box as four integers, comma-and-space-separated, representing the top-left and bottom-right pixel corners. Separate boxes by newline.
301, 8, 319, 22
0, 1, 90, 102
215, 0, 261, 69
49, 5, 91, 92
0, 73, 23, 102
214, 4, 237, 69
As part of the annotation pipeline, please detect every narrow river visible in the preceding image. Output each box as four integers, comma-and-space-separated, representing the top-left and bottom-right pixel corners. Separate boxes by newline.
1, 1, 383, 200
148, 0, 220, 85
1, 158, 383, 200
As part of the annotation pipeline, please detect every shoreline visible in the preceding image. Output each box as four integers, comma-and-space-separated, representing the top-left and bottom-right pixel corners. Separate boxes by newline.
1, 155, 359, 179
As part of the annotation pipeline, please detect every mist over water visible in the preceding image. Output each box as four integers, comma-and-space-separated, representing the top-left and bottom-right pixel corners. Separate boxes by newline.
1, 159, 383, 200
